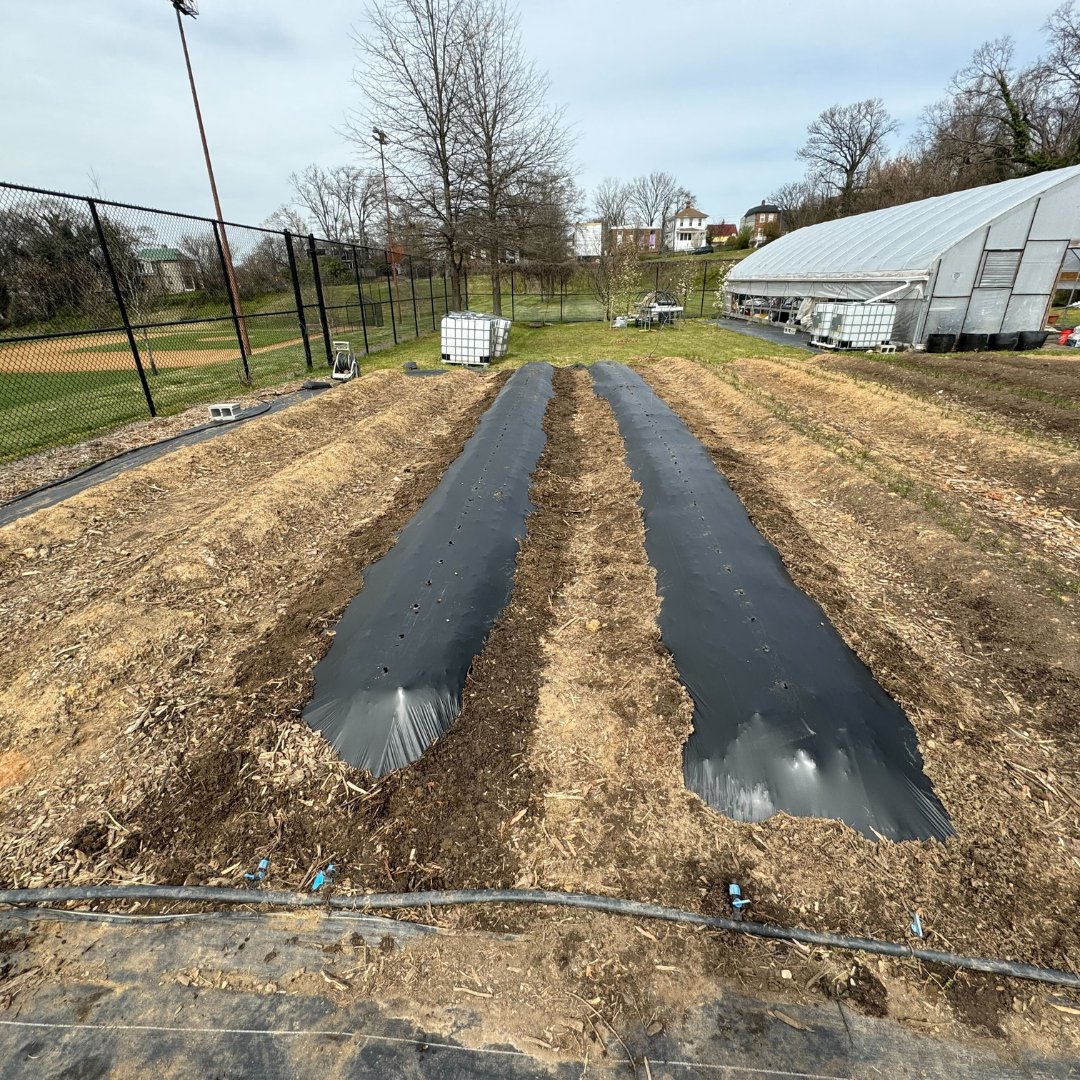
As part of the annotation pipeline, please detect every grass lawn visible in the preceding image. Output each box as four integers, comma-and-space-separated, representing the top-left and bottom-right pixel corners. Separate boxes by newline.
0, 318, 801, 466
358, 318, 807, 373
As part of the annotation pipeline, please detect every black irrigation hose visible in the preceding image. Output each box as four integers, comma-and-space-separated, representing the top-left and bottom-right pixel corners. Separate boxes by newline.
1, 885, 1077, 989
0, 401, 276, 512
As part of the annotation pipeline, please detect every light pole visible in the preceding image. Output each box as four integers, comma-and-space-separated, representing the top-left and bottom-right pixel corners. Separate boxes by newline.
169, 0, 250, 353
373, 128, 395, 276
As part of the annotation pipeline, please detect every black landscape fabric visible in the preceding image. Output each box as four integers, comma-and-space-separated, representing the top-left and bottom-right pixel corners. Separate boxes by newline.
590, 361, 952, 842
304, 362, 555, 776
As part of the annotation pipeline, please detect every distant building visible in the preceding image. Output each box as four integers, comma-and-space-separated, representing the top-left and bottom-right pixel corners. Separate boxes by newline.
708, 222, 738, 246
137, 247, 199, 294
666, 205, 709, 252
610, 225, 663, 252
572, 220, 603, 259
740, 201, 782, 245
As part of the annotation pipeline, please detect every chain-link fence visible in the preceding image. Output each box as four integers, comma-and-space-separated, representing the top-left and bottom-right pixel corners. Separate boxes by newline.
0, 180, 732, 465
468, 258, 729, 323
0, 182, 455, 465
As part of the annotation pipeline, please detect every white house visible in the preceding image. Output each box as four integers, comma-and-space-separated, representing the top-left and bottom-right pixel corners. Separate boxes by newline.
666, 205, 709, 252
572, 220, 603, 259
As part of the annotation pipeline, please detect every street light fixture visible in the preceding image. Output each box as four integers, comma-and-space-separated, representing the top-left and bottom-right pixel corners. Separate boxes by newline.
169, 0, 250, 353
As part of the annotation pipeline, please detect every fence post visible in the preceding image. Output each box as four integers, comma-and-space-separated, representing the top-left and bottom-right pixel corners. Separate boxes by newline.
428, 267, 436, 332
655, 263, 660, 290
284, 231, 313, 371
408, 256, 420, 337
88, 198, 156, 418
700, 262, 708, 318
442, 270, 450, 314
213, 221, 251, 384
510, 268, 515, 321
351, 245, 370, 356
306, 235, 334, 366
463, 266, 469, 311
559, 275, 564, 321
384, 253, 398, 345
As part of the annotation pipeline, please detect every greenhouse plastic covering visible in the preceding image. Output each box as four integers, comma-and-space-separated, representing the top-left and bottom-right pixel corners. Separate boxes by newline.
303, 363, 554, 776
729, 164, 1080, 292
591, 362, 952, 842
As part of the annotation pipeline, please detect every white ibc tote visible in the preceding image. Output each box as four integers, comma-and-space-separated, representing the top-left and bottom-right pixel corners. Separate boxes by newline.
441, 312, 494, 365
491, 316, 511, 358
440, 312, 511, 365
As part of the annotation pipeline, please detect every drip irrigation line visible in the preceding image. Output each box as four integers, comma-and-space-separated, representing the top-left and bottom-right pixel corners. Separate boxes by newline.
0, 885, 1076, 989
1, 401, 277, 512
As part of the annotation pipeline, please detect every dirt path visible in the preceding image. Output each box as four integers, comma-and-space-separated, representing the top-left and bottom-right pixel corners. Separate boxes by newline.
0, 330, 311, 373
824, 351, 1080, 445
717, 354, 1080, 582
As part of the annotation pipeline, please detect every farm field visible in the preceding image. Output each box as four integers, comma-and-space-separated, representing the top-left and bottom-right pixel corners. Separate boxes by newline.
0, 335, 1078, 1061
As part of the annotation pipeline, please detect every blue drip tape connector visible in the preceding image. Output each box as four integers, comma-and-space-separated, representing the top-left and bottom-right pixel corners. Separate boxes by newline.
243, 857, 270, 885
312, 864, 336, 892
728, 882, 751, 921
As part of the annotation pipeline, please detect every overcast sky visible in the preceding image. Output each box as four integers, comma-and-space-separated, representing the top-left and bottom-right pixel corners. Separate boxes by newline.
0, 0, 1053, 228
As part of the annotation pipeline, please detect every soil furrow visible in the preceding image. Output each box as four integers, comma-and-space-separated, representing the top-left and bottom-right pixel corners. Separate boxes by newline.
707, 354, 1079, 589
842, 350, 1080, 405
512, 368, 706, 903
825, 353, 1080, 445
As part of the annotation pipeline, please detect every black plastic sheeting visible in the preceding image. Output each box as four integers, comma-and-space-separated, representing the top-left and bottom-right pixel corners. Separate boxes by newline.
303, 362, 554, 776
590, 362, 951, 842
0, 387, 332, 528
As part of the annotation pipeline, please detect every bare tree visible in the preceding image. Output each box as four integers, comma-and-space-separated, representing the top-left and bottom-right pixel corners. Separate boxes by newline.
1046, 2, 1080, 90
592, 177, 630, 251
626, 171, 682, 226
922, 32, 1080, 181
627, 172, 689, 250
288, 165, 381, 245
797, 99, 898, 214
460, 0, 572, 314
264, 205, 310, 236
347, 0, 472, 309
289, 165, 341, 239
769, 179, 831, 232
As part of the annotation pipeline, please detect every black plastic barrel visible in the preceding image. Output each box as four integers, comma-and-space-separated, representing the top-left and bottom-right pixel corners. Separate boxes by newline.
1016, 330, 1050, 351
988, 332, 1019, 351
926, 333, 956, 353
956, 332, 988, 352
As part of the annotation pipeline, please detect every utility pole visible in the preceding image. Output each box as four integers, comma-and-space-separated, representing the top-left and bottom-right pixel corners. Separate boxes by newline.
373, 128, 396, 277
170, 0, 250, 353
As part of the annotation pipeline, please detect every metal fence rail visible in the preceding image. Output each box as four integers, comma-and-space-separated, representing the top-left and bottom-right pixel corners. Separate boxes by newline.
0, 180, 730, 465
0, 182, 450, 465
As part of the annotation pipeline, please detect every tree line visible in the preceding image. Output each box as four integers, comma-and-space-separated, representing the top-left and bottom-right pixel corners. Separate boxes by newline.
771, 3, 1080, 230
275, 0, 576, 316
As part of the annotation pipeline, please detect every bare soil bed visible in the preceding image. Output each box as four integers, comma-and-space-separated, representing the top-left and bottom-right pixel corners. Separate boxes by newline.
0, 379, 321, 504
1, 355, 1078, 1063
825, 350, 1080, 446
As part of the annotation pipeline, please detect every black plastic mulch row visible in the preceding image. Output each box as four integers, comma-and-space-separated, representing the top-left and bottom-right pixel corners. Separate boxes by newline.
590, 361, 951, 842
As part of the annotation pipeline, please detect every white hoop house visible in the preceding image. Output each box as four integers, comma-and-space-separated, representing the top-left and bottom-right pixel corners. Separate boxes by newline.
727, 165, 1080, 346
